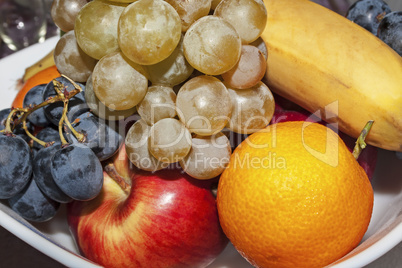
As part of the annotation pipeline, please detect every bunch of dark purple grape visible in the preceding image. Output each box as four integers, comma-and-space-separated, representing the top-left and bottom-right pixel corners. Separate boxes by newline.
346, 0, 401, 56
0, 76, 125, 222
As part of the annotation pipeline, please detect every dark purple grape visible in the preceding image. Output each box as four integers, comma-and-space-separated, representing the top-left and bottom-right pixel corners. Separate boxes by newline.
0, 108, 9, 131
32, 126, 63, 151
66, 102, 91, 123
23, 84, 51, 127
31, 126, 62, 159
377, 11, 402, 56
50, 143, 103, 201
42, 76, 86, 125
0, 133, 32, 199
33, 144, 72, 203
346, 0, 391, 35
312, 0, 350, 15
8, 178, 60, 222
66, 111, 122, 161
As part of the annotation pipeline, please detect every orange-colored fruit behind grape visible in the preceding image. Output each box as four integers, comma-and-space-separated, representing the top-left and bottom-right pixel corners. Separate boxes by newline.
12, 65, 60, 108
217, 121, 374, 268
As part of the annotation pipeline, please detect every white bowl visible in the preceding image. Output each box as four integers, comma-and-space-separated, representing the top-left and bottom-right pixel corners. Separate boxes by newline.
0, 36, 401, 268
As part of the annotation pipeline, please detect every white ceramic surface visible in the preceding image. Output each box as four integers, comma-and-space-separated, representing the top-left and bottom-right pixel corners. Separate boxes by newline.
0, 36, 401, 268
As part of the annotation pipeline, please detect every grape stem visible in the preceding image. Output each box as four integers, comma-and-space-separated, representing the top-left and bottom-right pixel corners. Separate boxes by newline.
352, 120, 374, 160
61, 74, 82, 93
64, 117, 86, 143
2, 108, 22, 133
53, 78, 66, 98
1, 107, 48, 146
22, 119, 48, 147
1, 75, 85, 147
57, 75, 85, 142
59, 99, 69, 146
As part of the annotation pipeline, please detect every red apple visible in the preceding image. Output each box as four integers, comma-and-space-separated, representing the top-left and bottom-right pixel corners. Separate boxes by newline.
270, 109, 378, 180
270, 110, 311, 124
67, 145, 228, 268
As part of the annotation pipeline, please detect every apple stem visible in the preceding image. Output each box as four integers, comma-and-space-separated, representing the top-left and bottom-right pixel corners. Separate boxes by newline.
104, 163, 131, 194
352, 120, 374, 160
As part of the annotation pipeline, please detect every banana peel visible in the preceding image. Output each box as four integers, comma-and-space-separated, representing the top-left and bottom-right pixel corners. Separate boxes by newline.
21, 49, 55, 83
261, 0, 402, 152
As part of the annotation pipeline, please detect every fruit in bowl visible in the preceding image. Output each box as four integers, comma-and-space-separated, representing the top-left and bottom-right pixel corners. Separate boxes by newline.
67, 146, 228, 268
1, 0, 402, 267
261, 0, 402, 152
217, 121, 374, 268
271, 103, 378, 181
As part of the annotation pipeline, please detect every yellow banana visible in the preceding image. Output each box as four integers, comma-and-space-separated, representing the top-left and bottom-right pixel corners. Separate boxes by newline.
261, 0, 402, 152
22, 49, 55, 82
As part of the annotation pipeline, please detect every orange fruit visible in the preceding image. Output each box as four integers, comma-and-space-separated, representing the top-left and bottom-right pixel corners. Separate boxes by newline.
217, 121, 373, 268
12, 65, 60, 108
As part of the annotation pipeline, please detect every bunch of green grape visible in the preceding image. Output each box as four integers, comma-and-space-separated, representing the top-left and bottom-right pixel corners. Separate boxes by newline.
51, 0, 275, 180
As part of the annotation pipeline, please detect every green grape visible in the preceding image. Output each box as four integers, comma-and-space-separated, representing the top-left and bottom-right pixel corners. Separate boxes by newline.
221, 45, 266, 89
54, 30, 97, 83
74, 0, 126, 60
211, 0, 223, 10
118, 0, 182, 65
92, 51, 148, 110
137, 85, 177, 125
145, 36, 194, 86
125, 119, 169, 172
148, 118, 192, 163
183, 15, 241, 75
51, 0, 88, 32
226, 81, 275, 134
180, 132, 231, 180
176, 75, 232, 136
250, 37, 268, 59
85, 74, 137, 121
108, 0, 135, 3
165, 0, 212, 32
214, 0, 267, 44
